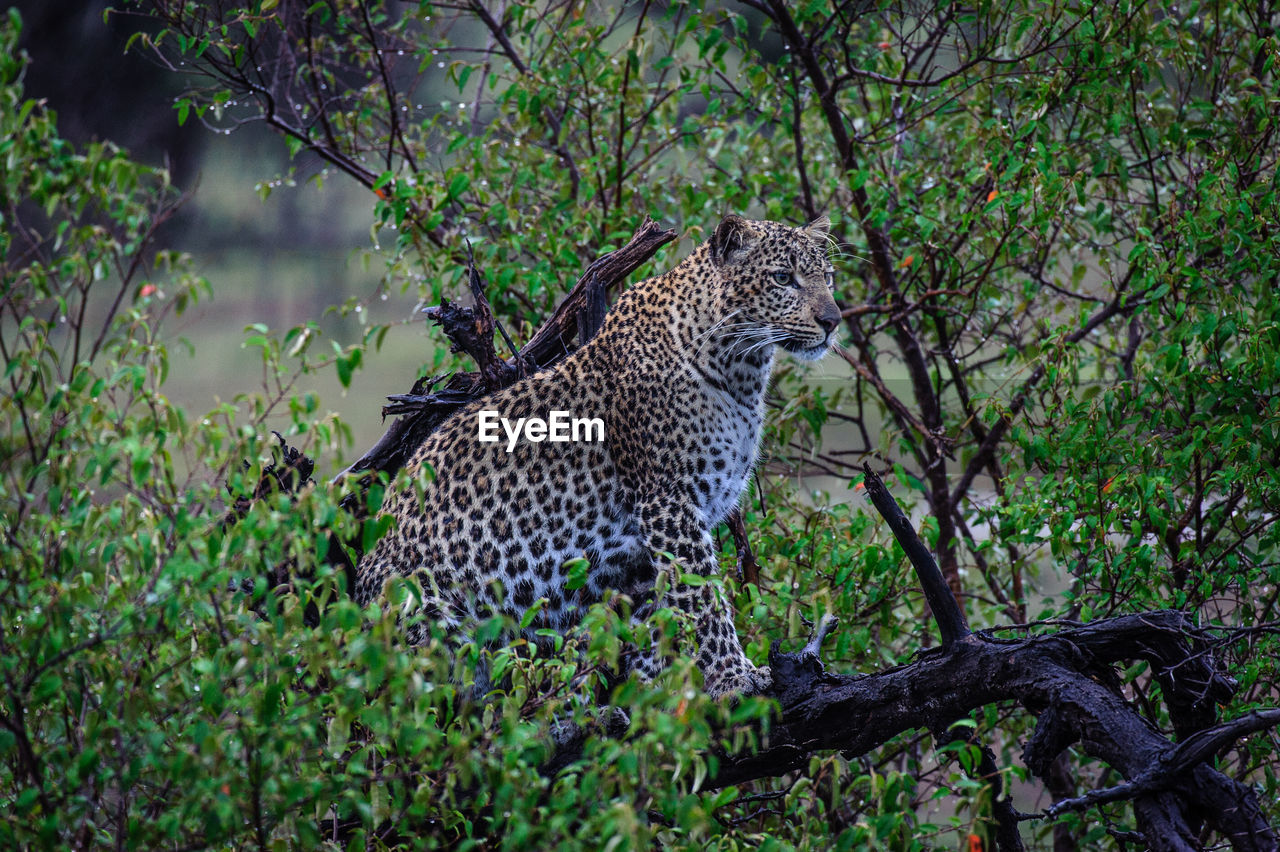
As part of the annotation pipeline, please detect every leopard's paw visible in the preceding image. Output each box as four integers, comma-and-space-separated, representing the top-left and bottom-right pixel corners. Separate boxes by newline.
708, 663, 772, 699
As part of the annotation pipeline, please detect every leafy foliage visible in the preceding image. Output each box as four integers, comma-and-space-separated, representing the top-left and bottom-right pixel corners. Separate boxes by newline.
2, 0, 1278, 848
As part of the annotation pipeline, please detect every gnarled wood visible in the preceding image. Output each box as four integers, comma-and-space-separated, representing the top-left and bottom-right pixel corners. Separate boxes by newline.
732, 615, 1275, 849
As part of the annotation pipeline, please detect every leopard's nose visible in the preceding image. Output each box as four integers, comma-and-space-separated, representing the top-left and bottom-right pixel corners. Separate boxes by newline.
817, 308, 841, 336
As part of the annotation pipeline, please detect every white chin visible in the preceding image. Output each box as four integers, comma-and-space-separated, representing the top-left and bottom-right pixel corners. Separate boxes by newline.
787, 341, 831, 362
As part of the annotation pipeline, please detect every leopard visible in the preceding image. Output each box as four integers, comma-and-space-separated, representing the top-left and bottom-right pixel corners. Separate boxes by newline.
355, 214, 841, 698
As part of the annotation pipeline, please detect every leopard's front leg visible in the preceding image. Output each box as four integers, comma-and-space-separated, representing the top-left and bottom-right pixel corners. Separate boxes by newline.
634, 495, 771, 698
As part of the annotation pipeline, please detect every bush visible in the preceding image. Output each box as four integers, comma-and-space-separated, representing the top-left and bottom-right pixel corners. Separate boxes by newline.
4, 1, 1279, 848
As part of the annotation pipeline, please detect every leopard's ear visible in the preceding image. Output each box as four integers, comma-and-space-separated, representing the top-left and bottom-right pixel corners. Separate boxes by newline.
805, 214, 831, 237
710, 214, 758, 266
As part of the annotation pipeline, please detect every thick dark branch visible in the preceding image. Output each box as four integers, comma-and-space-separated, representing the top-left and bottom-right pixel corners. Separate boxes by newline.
1025, 610, 1237, 739
715, 616, 1277, 851
1044, 708, 1280, 818
722, 466, 1270, 848
519, 218, 676, 361
673, 469, 1277, 848
861, 464, 970, 645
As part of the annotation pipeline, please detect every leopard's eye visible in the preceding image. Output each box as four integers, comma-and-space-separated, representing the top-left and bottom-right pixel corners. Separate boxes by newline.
770, 271, 794, 287
825, 271, 835, 291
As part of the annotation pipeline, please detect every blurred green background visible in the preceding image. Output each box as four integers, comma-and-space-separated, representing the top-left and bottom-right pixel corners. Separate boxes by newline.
13, 0, 456, 466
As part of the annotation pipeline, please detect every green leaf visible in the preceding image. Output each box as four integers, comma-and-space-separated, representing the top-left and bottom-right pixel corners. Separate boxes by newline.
564, 557, 590, 591
447, 173, 471, 201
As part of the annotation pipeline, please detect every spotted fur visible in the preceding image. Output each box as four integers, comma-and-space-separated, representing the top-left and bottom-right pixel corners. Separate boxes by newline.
356, 215, 840, 697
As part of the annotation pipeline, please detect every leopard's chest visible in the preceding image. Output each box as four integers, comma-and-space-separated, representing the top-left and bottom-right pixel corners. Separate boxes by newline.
687, 377, 766, 525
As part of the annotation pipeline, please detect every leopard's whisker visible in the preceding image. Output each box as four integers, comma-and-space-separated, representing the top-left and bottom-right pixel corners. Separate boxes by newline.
693, 310, 752, 360
724, 328, 771, 355
751, 333, 788, 356
731, 328, 787, 358
692, 309, 743, 344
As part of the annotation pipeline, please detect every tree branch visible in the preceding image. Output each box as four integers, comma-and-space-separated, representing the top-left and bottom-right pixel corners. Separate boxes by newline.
710, 616, 1277, 850
861, 464, 970, 646
1044, 708, 1280, 818
702, 472, 1275, 850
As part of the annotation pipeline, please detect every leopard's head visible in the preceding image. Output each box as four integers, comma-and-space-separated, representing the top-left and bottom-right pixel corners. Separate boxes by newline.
709, 214, 840, 361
